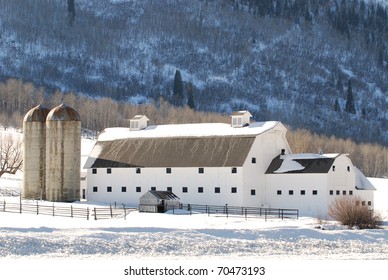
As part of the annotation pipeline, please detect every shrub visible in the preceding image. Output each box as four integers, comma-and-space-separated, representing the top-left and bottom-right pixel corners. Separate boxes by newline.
328, 196, 382, 229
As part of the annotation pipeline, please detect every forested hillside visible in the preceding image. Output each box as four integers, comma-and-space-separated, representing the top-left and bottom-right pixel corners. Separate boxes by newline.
0, 79, 387, 177
0, 0, 387, 145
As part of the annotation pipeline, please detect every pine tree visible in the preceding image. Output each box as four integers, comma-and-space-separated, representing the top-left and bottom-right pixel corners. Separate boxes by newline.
173, 70, 184, 106
68, 0, 76, 26
187, 83, 195, 109
345, 79, 356, 114
334, 98, 341, 112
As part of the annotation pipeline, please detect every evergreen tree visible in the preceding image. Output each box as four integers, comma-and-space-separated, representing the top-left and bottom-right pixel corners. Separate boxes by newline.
345, 79, 356, 114
68, 0, 76, 26
173, 70, 184, 106
334, 98, 341, 112
187, 83, 195, 109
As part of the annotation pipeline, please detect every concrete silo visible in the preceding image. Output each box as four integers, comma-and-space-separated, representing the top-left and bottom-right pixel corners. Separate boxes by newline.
23, 105, 50, 200
45, 104, 81, 202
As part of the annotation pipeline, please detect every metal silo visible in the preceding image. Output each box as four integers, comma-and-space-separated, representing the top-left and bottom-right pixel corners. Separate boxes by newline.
45, 104, 81, 202
23, 105, 50, 200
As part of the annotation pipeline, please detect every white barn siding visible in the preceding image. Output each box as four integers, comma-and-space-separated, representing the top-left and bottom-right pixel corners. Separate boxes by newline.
266, 174, 328, 217
242, 127, 291, 207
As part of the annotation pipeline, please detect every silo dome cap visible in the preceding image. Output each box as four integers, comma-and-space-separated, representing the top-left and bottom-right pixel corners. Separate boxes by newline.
23, 105, 50, 122
47, 103, 80, 121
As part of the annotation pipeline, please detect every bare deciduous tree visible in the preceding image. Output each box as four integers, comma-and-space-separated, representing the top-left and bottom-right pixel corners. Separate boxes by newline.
0, 134, 23, 178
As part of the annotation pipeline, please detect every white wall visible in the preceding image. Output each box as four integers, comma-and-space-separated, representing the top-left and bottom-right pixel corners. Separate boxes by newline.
86, 166, 245, 207
242, 126, 291, 207
266, 173, 328, 217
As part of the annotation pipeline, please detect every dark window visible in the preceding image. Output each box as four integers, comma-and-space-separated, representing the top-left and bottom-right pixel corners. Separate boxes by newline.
136, 168, 141, 174
198, 187, 203, 193
231, 187, 237, 193
121, 186, 127, 192
251, 189, 256, 196
312, 190, 318, 195
167, 187, 172, 192
289, 190, 294, 195
215, 187, 220, 193
136, 186, 141, 193
107, 168, 111, 174
362, 201, 366, 206
151, 187, 156, 191
329, 190, 334, 195
231, 167, 237, 174
107, 186, 112, 192
198, 168, 204, 174
251, 157, 256, 164
347, 166, 350, 172
368, 201, 372, 206
182, 187, 188, 193
92, 168, 97, 174
166, 168, 171, 174
301, 190, 306, 195
277, 190, 282, 195
349, 190, 353, 195
93, 186, 98, 192
332, 166, 336, 171
343, 190, 347, 195
336, 190, 340, 195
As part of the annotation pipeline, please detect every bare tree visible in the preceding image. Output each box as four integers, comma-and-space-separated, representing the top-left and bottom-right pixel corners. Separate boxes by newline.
0, 134, 23, 178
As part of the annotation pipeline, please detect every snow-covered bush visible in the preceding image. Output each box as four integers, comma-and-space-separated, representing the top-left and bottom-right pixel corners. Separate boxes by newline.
328, 196, 382, 229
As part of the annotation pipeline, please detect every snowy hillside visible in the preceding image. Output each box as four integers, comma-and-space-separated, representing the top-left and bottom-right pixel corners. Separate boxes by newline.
0, 0, 387, 145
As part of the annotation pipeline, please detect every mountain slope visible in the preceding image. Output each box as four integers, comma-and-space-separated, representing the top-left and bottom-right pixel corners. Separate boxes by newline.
0, 0, 387, 144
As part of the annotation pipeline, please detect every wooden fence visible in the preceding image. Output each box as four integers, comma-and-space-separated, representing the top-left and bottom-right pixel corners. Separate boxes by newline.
179, 203, 299, 220
0, 200, 135, 220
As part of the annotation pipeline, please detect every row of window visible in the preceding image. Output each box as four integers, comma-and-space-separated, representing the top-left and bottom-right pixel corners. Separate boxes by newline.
92, 167, 240, 175
277, 190, 356, 196
92, 186, 257, 195
277, 190, 318, 195
329, 190, 353, 195
332, 166, 351, 172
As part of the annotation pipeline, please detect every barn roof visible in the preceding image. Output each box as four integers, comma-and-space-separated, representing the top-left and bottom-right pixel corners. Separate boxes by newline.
266, 153, 339, 174
85, 136, 256, 168
84, 121, 284, 168
147, 191, 180, 200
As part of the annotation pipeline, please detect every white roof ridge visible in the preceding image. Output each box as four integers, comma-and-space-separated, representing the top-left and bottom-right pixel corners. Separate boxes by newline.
97, 121, 281, 141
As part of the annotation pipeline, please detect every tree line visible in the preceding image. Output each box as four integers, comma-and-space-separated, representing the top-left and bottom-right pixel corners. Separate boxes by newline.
0, 79, 386, 178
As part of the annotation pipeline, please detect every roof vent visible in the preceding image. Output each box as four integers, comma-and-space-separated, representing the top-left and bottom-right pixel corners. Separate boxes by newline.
231, 110, 252, 128
129, 115, 149, 131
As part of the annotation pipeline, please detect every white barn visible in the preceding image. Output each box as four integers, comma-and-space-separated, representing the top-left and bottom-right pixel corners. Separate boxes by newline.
83, 111, 375, 217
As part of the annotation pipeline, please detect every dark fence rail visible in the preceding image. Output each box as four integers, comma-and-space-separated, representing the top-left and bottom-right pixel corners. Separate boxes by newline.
180, 203, 299, 220
0, 200, 135, 220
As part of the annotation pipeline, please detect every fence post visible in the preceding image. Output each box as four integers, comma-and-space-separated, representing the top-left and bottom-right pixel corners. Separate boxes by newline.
36, 201, 39, 215
265, 209, 267, 222
94, 207, 97, 220
225, 204, 228, 218
245, 208, 247, 220
297, 210, 299, 220
3, 200, 6, 212
110, 204, 113, 218
281, 209, 284, 220
52, 203, 55, 217
19, 196, 22, 214
86, 207, 89, 220
122, 204, 126, 220
71, 205, 73, 218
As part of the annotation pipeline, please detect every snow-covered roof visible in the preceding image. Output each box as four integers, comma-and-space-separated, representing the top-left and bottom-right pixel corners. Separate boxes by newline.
354, 167, 376, 191
97, 121, 281, 141
84, 121, 284, 169
266, 153, 340, 174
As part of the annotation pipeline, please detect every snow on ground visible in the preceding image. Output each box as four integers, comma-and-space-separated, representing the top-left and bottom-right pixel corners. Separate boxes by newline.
0, 197, 387, 261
